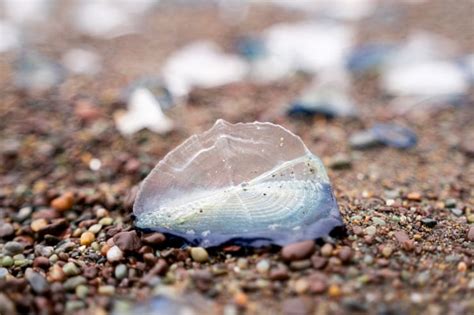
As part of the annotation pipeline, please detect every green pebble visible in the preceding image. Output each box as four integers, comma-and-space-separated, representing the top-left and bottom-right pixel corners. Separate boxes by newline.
467, 214, 474, 223
65, 301, 85, 312
14, 259, 27, 267
63, 262, 80, 276
98, 217, 113, 226
63, 276, 87, 291
114, 264, 127, 280
91, 242, 100, 251
49, 254, 58, 263
88, 224, 103, 234
13, 254, 25, 260
75, 284, 89, 299
1, 256, 13, 267
372, 217, 386, 226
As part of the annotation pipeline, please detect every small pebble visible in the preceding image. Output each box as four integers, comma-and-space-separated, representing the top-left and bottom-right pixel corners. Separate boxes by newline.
107, 246, 124, 263
1, 256, 13, 267
451, 208, 463, 217
0, 267, 9, 279
328, 284, 342, 298
329, 153, 352, 170
65, 301, 85, 312
421, 218, 437, 228
25, 269, 49, 294
364, 226, 377, 236
293, 278, 309, 294
256, 259, 270, 274
51, 192, 74, 211
75, 285, 89, 299
233, 291, 248, 308
31, 219, 48, 232
88, 224, 103, 234
468, 227, 474, 242
141, 233, 166, 246
63, 262, 80, 277
372, 217, 386, 226
80, 231, 95, 246
95, 208, 108, 218
0, 223, 14, 238
115, 264, 128, 280
467, 215, 474, 224
98, 285, 115, 296
17, 207, 33, 221
407, 192, 422, 201
4, 241, 24, 255
281, 240, 315, 261
98, 217, 113, 226
382, 246, 393, 258
338, 246, 352, 263
113, 231, 141, 252
445, 198, 457, 208
321, 243, 333, 257
457, 262, 467, 273
190, 247, 209, 263
270, 266, 290, 281
63, 276, 87, 291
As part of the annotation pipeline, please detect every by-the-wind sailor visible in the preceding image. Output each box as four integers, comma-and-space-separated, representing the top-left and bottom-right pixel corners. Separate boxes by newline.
134, 120, 343, 247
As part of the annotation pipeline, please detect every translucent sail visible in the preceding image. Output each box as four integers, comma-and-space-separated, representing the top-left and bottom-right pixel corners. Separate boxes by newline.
134, 120, 343, 247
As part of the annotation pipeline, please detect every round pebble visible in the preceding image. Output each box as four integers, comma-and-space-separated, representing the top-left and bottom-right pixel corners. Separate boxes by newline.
281, 240, 315, 261
75, 284, 89, 299
0, 267, 9, 279
63, 262, 80, 276
468, 227, 474, 242
1, 256, 13, 267
364, 226, 377, 236
190, 247, 209, 263
321, 243, 333, 257
31, 219, 48, 232
4, 241, 24, 255
256, 259, 270, 274
115, 264, 128, 280
80, 231, 96, 246
107, 245, 124, 263
51, 192, 74, 211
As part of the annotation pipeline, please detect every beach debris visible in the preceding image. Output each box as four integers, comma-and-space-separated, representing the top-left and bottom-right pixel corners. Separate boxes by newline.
122, 77, 174, 110
14, 50, 66, 92
0, 21, 20, 53
114, 88, 174, 136
162, 41, 248, 98
62, 48, 101, 75
346, 43, 395, 74
288, 69, 357, 118
250, 21, 354, 82
382, 61, 468, 98
73, 0, 138, 38
350, 123, 417, 149
134, 120, 343, 247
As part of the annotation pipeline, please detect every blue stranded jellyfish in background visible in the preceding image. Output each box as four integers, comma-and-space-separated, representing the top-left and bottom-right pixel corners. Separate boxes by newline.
134, 120, 344, 247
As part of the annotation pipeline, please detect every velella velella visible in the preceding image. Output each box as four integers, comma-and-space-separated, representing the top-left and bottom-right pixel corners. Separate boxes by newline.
134, 120, 343, 247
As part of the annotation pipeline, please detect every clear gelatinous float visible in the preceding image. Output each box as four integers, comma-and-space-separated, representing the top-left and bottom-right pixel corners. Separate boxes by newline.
134, 120, 343, 247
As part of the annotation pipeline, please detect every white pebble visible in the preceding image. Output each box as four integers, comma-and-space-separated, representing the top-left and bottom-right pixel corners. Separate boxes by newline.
107, 245, 123, 263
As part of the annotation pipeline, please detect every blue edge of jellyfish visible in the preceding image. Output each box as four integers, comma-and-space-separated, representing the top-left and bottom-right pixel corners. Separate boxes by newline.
133, 183, 347, 249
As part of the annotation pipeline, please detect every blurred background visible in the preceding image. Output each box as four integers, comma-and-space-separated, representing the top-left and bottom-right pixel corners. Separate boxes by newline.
0, 0, 473, 314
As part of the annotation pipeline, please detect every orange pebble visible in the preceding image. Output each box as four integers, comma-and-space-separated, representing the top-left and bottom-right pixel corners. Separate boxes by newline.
328, 284, 342, 298
234, 291, 248, 308
80, 231, 96, 246
51, 192, 74, 211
